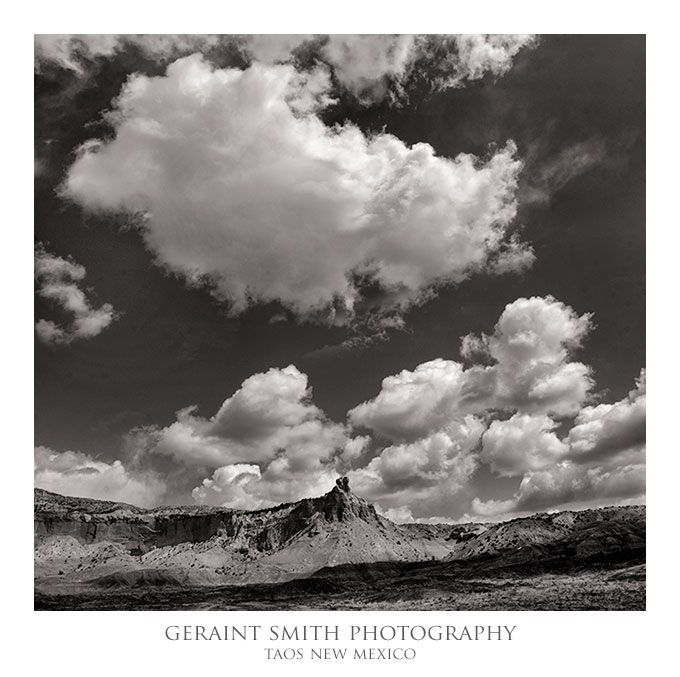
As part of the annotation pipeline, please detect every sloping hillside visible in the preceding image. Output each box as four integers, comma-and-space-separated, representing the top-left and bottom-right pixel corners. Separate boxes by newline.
34, 478, 468, 588
443, 505, 645, 561
34, 479, 645, 595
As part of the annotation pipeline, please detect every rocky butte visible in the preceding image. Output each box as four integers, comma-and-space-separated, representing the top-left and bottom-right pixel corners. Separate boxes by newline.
34, 477, 646, 610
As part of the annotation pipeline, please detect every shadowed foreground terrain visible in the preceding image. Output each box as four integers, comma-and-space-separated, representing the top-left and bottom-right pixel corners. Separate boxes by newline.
34, 479, 645, 610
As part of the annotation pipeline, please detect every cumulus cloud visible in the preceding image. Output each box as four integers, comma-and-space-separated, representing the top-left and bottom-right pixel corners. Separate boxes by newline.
35, 243, 118, 345
151, 365, 346, 469
67, 361, 645, 520
350, 295, 594, 442
44, 298, 643, 520
62, 55, 527, 325
348, 419, 484, 518
343, 297, 643, 520
128, 361, 482, 514
480, 413, 569, 477
34, 446, 165, 507
375, 504, 415, 524
320, 35, 417, 103
40, 295, 639, 520
192, 460, 340, 509
472, 462, 645, 518
348, 359, 469, 442
566, 368, 646, 463
467, 295, 594, 416
191, 464, 266, 510
127, 365, 349, 507
133, 362, 480, 514
484, 295, 592, 366
472, 369, 646, 519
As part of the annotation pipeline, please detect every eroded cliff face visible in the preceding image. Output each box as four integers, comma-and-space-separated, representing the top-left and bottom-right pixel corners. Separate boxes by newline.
35, 480, 645, 593
35, 495, 277, 554
34, 478, 469, 589
34, 514, 157, 553
34, 478, 468, 590
34, 478, 388, 555
34, 480, 382, 568
35, 490, 233, 552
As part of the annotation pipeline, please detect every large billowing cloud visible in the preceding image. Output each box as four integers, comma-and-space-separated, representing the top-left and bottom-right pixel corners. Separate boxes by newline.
173, 297, 637, 521
345, 297, 643, 520
353, 367, 645, 522
566, 369, 646, 463
349, 295, 594, 442
151, 365, 347, 469
34, 244, 118, 345
34, 446, 165, 507
472, 369, 646, 518
127, 365, 350, 506
480, 413, 569, 477
61, 55, 528, 325
348, 359, 470, 442
472, 462, 645, 518
348, 418, 485, 518
465, 295, 594, 416
38, 298, 644, 520
191, 464, 266, 510
126, 363, 480, 512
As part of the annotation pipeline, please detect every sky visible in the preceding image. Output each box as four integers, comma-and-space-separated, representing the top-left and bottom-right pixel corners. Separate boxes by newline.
34, 34, 645, 522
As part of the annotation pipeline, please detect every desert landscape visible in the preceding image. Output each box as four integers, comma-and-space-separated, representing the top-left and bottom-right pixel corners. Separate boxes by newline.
34, 478, 645, 610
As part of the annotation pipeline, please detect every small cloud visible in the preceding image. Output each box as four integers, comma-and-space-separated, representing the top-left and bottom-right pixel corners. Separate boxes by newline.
34, 34, 223, 74
375, 504, 414, 523
35, 243, 119, 345
522, 134, 637, 205
414, 35, 538, 93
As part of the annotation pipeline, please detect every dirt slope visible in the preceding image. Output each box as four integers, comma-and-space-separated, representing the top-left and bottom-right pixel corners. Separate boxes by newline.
34, 479, 645, 594
34, 478, 468, 589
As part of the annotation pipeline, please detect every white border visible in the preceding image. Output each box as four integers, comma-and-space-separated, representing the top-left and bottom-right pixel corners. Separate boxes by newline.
10, 2, 677, 673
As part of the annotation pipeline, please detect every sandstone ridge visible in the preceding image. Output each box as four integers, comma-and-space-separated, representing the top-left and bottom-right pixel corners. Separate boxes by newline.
34, 479, 645, 594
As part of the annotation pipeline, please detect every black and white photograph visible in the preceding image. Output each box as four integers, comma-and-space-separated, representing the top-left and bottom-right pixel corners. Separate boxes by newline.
34, 33, 645, 612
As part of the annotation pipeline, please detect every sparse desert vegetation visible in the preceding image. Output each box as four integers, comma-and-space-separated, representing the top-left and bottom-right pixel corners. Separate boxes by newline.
34, 481, 645, 611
